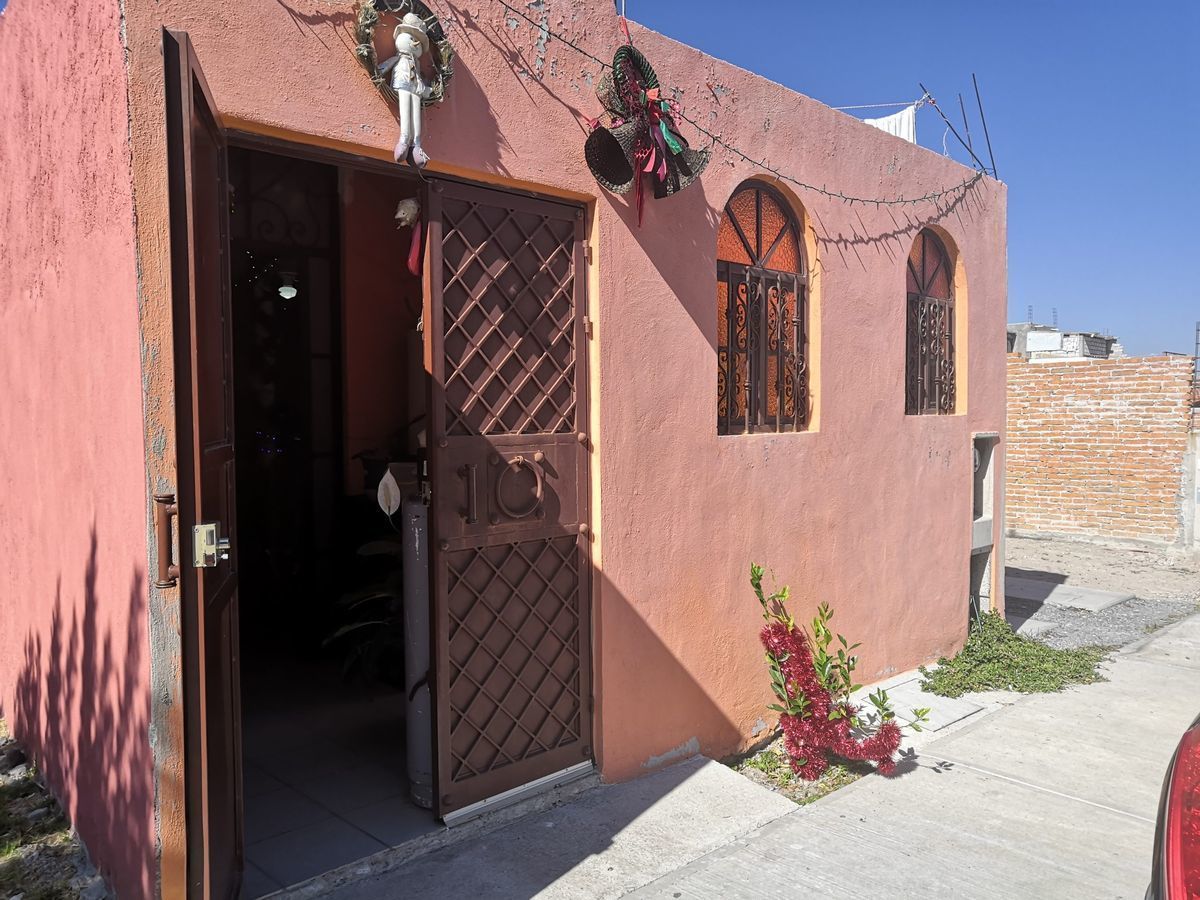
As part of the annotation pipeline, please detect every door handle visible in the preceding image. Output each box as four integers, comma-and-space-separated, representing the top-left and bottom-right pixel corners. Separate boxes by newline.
153, 493, 180, 588
459, 464, 479, 525
495, 453, 546, 520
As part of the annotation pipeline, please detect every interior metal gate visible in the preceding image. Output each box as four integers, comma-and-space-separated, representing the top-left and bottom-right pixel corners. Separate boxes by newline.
426, 180, 592, 816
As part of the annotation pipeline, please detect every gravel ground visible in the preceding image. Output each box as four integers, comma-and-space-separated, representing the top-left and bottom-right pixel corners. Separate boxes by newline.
1006, 594, 1198, 650
1006, 536, 1200, 650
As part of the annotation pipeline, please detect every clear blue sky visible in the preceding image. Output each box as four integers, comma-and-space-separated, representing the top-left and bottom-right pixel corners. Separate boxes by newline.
631, 1, 1199, 355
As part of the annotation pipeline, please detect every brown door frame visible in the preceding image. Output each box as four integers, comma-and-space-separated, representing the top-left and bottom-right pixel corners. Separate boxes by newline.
175, 123, 597, 895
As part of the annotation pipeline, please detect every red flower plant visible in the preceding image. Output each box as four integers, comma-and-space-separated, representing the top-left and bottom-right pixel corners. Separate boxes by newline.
752, 565, 925, 780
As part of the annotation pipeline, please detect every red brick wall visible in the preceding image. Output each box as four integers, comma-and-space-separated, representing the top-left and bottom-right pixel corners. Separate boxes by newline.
1006, 354, 1195, 544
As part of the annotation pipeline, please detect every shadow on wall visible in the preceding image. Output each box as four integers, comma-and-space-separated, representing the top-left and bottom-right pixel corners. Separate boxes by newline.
593, 566, 751, 781
812, 177, 987, 274
10, 528, 153, 899
430, 45, 512, 176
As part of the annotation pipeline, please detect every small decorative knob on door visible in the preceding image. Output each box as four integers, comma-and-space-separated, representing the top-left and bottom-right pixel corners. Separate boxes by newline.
495, 454, 546, 520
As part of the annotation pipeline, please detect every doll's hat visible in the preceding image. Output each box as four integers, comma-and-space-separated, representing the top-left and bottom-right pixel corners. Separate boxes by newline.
394, 12, 430, 55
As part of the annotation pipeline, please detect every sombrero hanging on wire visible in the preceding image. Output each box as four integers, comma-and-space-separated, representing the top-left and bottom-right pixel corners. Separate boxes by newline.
584, 45, 709, 221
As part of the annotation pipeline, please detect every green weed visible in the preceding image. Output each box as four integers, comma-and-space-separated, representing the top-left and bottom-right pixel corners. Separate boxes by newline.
921, 612, 1108, 697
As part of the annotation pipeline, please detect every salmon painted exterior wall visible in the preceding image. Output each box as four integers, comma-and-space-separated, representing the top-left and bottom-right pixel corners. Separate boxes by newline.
2, 0, 1006, 894
0, 1, 156, 898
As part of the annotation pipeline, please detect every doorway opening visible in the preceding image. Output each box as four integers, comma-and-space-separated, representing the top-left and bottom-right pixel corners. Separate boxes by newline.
166, 33, 597, 899
229, 146, 434, 896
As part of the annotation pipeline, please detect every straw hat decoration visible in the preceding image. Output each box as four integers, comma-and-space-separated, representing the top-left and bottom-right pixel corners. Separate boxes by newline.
584, 45, 709, 222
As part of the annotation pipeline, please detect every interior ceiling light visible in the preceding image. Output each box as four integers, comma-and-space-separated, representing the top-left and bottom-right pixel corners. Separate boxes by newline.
278, 271, 299, 300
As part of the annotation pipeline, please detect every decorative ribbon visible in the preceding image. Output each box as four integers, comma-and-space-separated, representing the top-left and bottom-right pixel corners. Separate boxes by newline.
627, 89, 689, 223
407, 220, 423, 278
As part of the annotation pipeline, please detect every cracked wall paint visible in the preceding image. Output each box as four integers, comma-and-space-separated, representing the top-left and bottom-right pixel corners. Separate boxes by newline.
642, 737, 701, 770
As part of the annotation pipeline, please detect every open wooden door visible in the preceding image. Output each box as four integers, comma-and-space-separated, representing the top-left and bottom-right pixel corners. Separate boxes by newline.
165, 29, 243, 900
426, 180, 593, 817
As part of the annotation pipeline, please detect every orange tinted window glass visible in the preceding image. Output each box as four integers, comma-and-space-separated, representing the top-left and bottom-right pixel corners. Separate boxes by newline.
909, 230, 951, 299
728, 188, 758, 256
767, 227, 802, 274
717, 216, 752, 265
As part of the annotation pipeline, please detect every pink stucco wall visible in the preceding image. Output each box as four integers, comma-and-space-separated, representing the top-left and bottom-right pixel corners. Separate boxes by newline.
112, 1, 1006, 893
0, 1, 154, 897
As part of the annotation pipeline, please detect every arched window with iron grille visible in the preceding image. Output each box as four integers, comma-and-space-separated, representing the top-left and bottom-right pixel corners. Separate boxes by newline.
716, 181, 808, 434
905, 229, 956, 415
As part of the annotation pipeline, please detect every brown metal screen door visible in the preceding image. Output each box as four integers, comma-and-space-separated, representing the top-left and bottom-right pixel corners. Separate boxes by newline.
165, 30, 243, 900
427, 180, 592, 815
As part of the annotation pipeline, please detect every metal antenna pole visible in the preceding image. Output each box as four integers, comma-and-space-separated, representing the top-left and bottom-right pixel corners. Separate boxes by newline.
972, 73, 998, 178
957, 92, 974, 152
919, 82, 989, 173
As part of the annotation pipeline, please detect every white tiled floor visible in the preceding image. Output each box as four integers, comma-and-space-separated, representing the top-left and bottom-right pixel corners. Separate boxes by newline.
239, 658, 437, 897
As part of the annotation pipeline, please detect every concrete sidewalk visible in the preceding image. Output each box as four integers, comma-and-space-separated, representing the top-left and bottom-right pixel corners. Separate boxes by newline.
306, 614, 1200, 900
632, 614, 1200, 900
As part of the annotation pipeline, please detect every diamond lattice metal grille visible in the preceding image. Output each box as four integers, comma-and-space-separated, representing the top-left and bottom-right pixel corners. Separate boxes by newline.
444, 537, 583, 782
441, 198, 577, 436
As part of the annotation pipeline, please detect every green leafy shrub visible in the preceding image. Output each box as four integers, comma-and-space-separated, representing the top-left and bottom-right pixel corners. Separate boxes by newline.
920, 611, 1108, 697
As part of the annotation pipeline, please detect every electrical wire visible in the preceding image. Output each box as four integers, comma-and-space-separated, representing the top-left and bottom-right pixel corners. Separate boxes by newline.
495, 0, 985, 206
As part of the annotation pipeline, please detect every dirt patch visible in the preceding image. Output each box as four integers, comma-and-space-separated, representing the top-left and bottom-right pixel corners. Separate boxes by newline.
1007, 536, 1200, 602
730, 736, 871, 806
0, 721, 109, 900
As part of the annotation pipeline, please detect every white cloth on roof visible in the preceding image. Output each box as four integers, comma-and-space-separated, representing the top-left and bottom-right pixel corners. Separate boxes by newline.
863, 105, 917, 143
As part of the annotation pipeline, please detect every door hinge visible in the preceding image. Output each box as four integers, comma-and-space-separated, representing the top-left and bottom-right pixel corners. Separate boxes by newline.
584, 317, 594, 338
583, 245, 593, 264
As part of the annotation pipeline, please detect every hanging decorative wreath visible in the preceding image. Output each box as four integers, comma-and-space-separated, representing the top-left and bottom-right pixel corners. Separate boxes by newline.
354, 0, 454, 107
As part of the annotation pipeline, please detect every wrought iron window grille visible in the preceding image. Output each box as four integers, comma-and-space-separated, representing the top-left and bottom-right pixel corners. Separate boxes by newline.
717, 182, 809, 435
905, 229, 956, 415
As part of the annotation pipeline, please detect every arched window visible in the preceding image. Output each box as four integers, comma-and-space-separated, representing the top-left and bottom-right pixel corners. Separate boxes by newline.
905, 229, 956, 415
716, 182, 808, 434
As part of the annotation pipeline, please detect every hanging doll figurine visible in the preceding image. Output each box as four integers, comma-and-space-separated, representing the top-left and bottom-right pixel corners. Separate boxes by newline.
380, 13, 433, 167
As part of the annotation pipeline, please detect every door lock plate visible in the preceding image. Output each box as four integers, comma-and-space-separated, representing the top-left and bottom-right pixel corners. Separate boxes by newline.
193, 522, 230, 568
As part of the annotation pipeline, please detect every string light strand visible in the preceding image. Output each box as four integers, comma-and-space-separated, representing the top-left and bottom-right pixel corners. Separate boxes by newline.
495, 0, 985, 207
